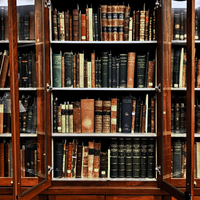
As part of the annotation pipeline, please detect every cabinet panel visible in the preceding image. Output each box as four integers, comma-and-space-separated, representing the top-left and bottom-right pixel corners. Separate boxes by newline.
106, 196, 154, 200
48, 195, 105, 200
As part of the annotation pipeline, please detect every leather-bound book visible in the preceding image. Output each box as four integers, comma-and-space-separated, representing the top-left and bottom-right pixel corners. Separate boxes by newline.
112, 5, 118, 41
111, 56, 117, 88
124, 5, 131, 41
52, 53, 62, 87
57, 104, 62, 133
141, 104, 146, 133
88, 8, 93, 41
132, 11, 136, 41
136, 54, 146, 88
59, 12, 65, 41
29, 11, 35, 40
101, 5, 108, 41
151, 97, 155, 133
197, 59, 200, 88
95, 99, 103, 133
101, 52, 108, 88
87, 61, 92, 88
84, 60, 88, 88
72, 9, 79, 41
0, 99, 3, 133
152, 10, 157, 40
146, 60, 155, 88
81, 99, 94, 133
73, 54, 77, 88
79, 53, 84, 88
71, 139, 78, 178
88, 141, 95, 178
110, 138, 118, 178
118, 138, 125, 178
107, 5, 112, 41
81, 14, 86, 41
81, 145, 89, 178
73, 101, 81, 133
76, 145, 83, 178
121, 96, 133, 133
140, 138, 147, 178
131, 98, 136, 133
182, 51, 187, 88
93, 142, 101, 178
91, 52, 95, 88
132, 138, 140, 178
67, 142, 73, 177
102, 100, 111, 133
111, 98, 117, 133
118, 5, 125, 41
76, 54, 80, 87
173, 140, 182, 178
65, 103, 69, 133
0, 50, 9, 88
69, 13, 72, 40
64, 51, 73, 88
149, 14, 152, 41
52, 9, 58, 41
144, 10, 149, 41
61, 104, 66, 133
68, 104, 73, 133
62, 56, 65, 87
147, 138, 155, 178
0, 143, 4, 177
129, 17, 133, 41
125, 138, 132, 178
174, 10, 180, 40
127, 52, 136, 88
135, 11, 140, 41
99, 151, 108, 178
119, 53, 127, 88
64, 10, 70, 40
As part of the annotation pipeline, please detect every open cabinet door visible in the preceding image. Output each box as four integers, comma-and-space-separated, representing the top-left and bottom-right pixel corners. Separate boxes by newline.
8, 0, 51, 199
157, 0, 195, 199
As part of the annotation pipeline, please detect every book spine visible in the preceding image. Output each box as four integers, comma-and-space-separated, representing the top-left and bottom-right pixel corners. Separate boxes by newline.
88, 8, 93, 41
73, 54, 77, 87
147, 138, 155, 178
111, 98, 117, 133
64, 11, 70, 40
81, 146, 89, 178
69, 104, 73, 133
57, 105, 62, 133
67, 142, 72, 177
99, 151, 108, 178
101, 52, 108, 88
91, 52, 95, 88
151, 97, 155, 133
136, 55, 146, 88
147, 61, 155, 88
29, 11, 35, 40
127, 52, 136, 88
124, 5, 131, 41
65, 104, 69, 133
145, 10, 149, 41
94, 13, 99, 41
59, 12, 65, 41
79, 53, 84, 88
71, 139, 77, 178
129, 17, 133, 41
132, 138, 140, 178
73, 102, 81, 133
101, 5, 108, 41
125, 138, 132, 178
87, 61, 91, 88
173, 140, 182, 178
93, 142, 101, 178
88, 141, 95, 178
112, 5, 118, 41
119, 54, 127, 88
111, 57, 117, 88
81, 14, 86, 41
52, 10, 58, 41
110, 138, 118, 178
135, 11, 140, 41
108, 53, 112, 88
62, 56, 65, 87
118, 5, 125, 41
95, 99, 103, 133
118, 138, 125, 178
52, 54, 62, 87
102, 100, 111, 133
132, 11, 136, 41
72, 9, 79, 41
61, 104, 66, 133
27, 53, 32, 87
107, 5, 112, 41
53, 98, 58, 133
76, 145, 82, 178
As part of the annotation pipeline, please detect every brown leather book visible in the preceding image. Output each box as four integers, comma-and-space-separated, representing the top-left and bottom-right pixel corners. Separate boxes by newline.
91, 52, 95, 88
93, 142, 101, 178
139, 10, 145, 41
67, 142, 73, 177
62, 56, 65, 87
88, 141, 94, 178
70, 14, 72, 41
57, 105, 62, 133
86, 7, 89, 41
81, 145, 89, 178
62, 142, 66, 177
132, 11, 136, 41
151, 97, 155, 133
182, 52, 187, 88
149, 14, 152, 41
71, 139, 77, 178
101, 5, 108, 41
145, 10, 149, 41
102, 100, 111, 133
147, 60, 155, 88
0, 50, 9, 88
76, 145, 83, 178
111, 98, 117, 133
0, 102, 3, 133
112, 5, 118, 41
95, 99, 103, 133
0, 143, 4, 177
141, 104, 146, 133
127, 52, 136, 88
72, 9, 79, 41
139, 103, 143, 132
84, 60, 88, 88
118, 5, 125, 41
76, 54, 80, 87
64, 10, 70, 40
59, 12, 65, 41
135, 10, 140, 41
81, 14, 86, 41
69, 104, 73, 133
52, 9, 58, 41
81, 99, 94, 133
124, 5, 131, 41
131, 98, 136, 133
73, 54, 77, 87
73, 102, 81, 133
107, 5, 112, 41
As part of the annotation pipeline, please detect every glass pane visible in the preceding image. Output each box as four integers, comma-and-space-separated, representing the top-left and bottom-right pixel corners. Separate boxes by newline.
16, 0, 47, 195
0, 0, 13, 188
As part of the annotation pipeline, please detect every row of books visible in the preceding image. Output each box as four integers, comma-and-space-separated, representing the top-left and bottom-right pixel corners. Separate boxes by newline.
52, 51, 155, 88
0, 50, 9, 88
53, 95, 155, 134
54, 137, 155, 179
51, 4, 157, 41
0, 7, 35, 41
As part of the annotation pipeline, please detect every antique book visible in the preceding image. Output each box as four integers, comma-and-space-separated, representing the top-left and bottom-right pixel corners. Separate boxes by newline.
64, 51, 73, 88
107, 5, 112, 41
99, 151, 108, 178
102, 100, 111, 133
52, 9, 58, 40
151, 97, 155, 133
118, 5, 125, 41
132, 138, 140, 178
79, 53, 84, 88
124, 5, 131, 41
125, 138, 132, 178
57, 11, 60, 40
101, 5, 108, 41
73, 101, 81, 133
69, 13, 72, 40
197, 59, 200, 88
132, 11, 136, 41
131, 98, 136, 133
81, 14, 86, 41
108, 52, 112, 88
65, 103, 69, 133
141, 104, 146, 133
76, 145, 83, 178
110, 138, 118, 178
81, 145, 89, 178
59, 12, 65, 41
0, 50, 9, 88
87, 61, 91, 88
88, 8, 93, 41
181, 141, 186, 178
134, 98, 142, 133
182, 51, 187, 88
95, 99, 103, 133
135, 10, 140, 41
136, 54, 146, 88
0, 143, 4, 177
118, 138, 125, 178
91, 52, 95, 88
62, 142, 66, 177
128, 17, 133, 41
111, 56, 117, 88
88, 141, 95, 178
61, 104, 66, 133
173, 140, 182, 178
68, 104, 73, 133
101, 51, 108, 88
140, 138, 147, 178
73, 54, 77, 87
173, 49, 181, 88
81, 99, 94, 133
147, 138, 155, 178
29, 11, 35, 40
121, 96, 133, 133
62, 56, 65, 87
146, 60, 155, 88
72, 9, 79, 41
67, 142, 72, 177
119, 54, 127, 88
71, 139, 78, 178
111, 98, 117, 133
174, 10, 180, 40
149, 14, 152, 41
127, 52, 136, 88
0, 99, 3, 133
84, 60, 88, 88
145, 10, 149, 41
52, 53, 62, 87
57, 105, 62, 133
179, 47, 184, 88
112, 5, 118, 41
93, 142, 101, 178
64, 10, 70, 40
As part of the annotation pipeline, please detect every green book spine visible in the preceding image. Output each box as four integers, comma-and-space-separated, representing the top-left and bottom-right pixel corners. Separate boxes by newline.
136, 55, 146, 88
111, 56, 117, 88
116, 57, 120, 88
52, 54, 62, 87
119, 54, 127, 88
98, 59, 102, 88
147, 138, 155, 178
132, 138, 140, 178
108, 53, 112, 88
173, 140, 182, 178
64, 52, 73, 87
140, 138, 147, 178
101, 52, 108, 88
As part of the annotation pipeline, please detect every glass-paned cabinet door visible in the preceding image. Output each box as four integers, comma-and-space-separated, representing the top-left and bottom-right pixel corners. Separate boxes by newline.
0, 0, 13, 192
159, 0, 195, 199
15, 0, 49, 198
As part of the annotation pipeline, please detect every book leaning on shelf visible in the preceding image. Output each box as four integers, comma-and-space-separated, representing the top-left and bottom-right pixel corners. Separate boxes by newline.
51, 4, 157, 41
53, 137, 155, 179
52, 50, 155, 88
53, 95, 155, 134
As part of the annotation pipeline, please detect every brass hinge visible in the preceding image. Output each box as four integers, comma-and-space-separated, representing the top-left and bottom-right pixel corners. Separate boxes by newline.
46, 83, 52, 92
155, 0, 162, 9
155, 165, 161, 175
48, 166, 53, 174
155, 83, 161, 93
45, 0, 51, 8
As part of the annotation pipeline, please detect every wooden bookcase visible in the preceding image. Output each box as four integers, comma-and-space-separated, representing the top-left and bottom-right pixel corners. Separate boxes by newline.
0, 0, 199, 199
